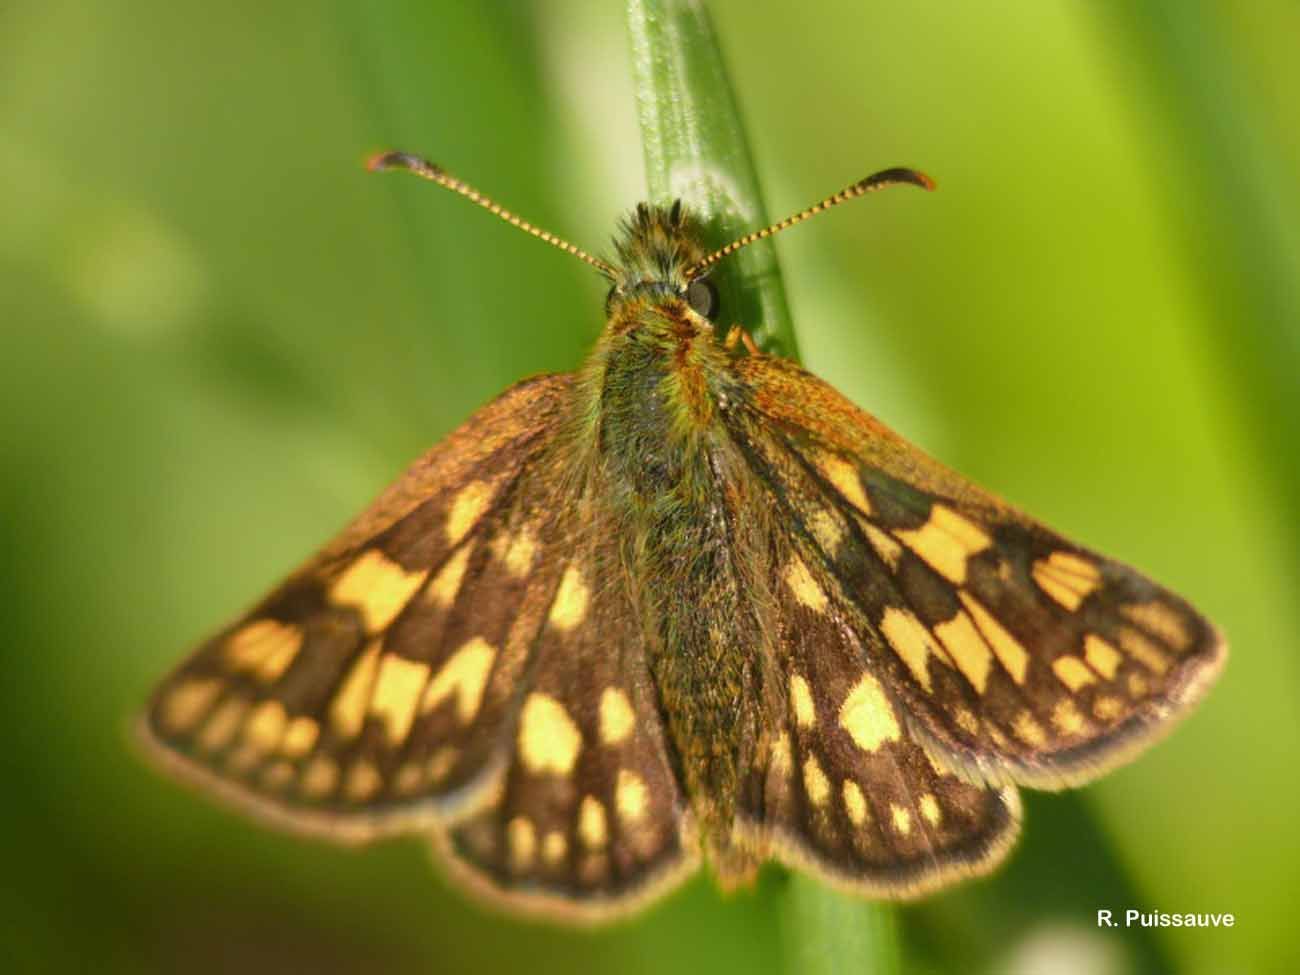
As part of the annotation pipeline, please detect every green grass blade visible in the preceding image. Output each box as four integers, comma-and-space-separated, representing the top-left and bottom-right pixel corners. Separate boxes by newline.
625, 3, 900, 973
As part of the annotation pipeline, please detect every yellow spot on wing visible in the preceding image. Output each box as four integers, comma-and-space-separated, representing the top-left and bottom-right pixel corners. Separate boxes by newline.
880, 607, 945, 692
1012, 711, 1046, 747
370, 654, 431, 745
802, 755, 830, 806
542, 830, 567, 866
1084, 634, 1122, 680
1031, 551, 1101, 611
331, 640, 381, 739
784, 555, 828, 612
507, 816, 536, 870
818, 454, 871, 514
446, 480, 494, 546
895, 504, 990, 584
919, 793, 942, 827
790, 673, 816, 728
1093, 696, 1124, 721
421, 637, 496, 724
616, 769, 649, 825
958, 591, 1029, 685
345, 759, 382, 802
838, 674, 900, 752
243, 700, 287, 751
1052, 655, 1096, 692
578, 796, 607, 850
199, 696, 248, 752
862, 521, 903, 570
842, 780, 868, 826
426, 543, 473, 609
300, 755, 339, 799
159, 678, 223, 733
225, 619, 303, 682
934, 609, 993, 694
548, 565, 589, 631
598, 687, 636, 745
891, 804, 912, 836
807, 509, 845, 554
1052, 698, 1089, 735
1120, 600, 1192, 651
501, 527, 538, 578
1117, 626, 1170, 675
330, 550, 429, 633
769, 732, 792, 776
281, 716, 318, 758
518, 692, 582, 775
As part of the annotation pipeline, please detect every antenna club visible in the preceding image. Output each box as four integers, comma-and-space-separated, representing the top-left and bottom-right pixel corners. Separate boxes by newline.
854, 167, 936, 193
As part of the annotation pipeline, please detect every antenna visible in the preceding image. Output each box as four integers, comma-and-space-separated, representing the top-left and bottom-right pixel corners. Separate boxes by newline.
683, 167, 935, 280
368, 151, 618, 278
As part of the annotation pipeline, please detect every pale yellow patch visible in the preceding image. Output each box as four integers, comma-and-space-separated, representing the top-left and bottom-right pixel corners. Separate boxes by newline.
300, 755, 339, 799
784, 555, 828, 612
769, 732, 793, 777
1052, 655, 1096, 692
934, 609, 993, 694
1012, 711, 1047, 747
818, 454, 871, 514
507, 816, 537, 870
198, 696, 248, 752
954, 706, 980, 736
891, 804, 912, 836
862, 521, 903, 571
542, 830, 567, 866
616, 769, 649, 825
518, 692, 583, 775
1052, 698, 1089, 736
1031, 551, 1102, 611
1084, 634, 1122, 680
1127, 672, 1150, 698
426, 543, 473, 609
281, 716, 319, 758
807, 509, 845, 554
1093, 696, 1124, 721
370, 654, 430, 745
548, 565, 589, 631
446, 480, 494, 546
959, 592, 1029, 685
427, 746, 459, 784
261, 761, 294, 791
1120, 600, 1192, 651
599, 687, 636, 746
838, 674, 900, 752
330, 550, 429, 633
919, 793, 942, 827
880, 607, 944, 692
789, 673, 816, 728
895, 504, 990, 584
843, 780, 868, 826
420, 637, 496, 724
986, 722, 1011, 750
331, 640, 381, 739
243, 700, 287, 752
578, 796, 608, 850
1117, 626, 1170, 675
224, 619, 303, 682
802, 755, 831, 807
393, 761, 425, 795
501, 527, 538, 578
224, 741, 263, 775
345, 759, 382, 802
160, 678, 222, 733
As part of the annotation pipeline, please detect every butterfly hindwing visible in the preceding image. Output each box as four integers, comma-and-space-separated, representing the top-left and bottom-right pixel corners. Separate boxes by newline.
729, 354, 1225, 792
440, 527, 697, 922
142, 375, 579, 838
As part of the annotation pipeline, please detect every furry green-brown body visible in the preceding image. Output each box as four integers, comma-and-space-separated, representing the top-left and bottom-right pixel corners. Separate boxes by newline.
573, 282, 777, 864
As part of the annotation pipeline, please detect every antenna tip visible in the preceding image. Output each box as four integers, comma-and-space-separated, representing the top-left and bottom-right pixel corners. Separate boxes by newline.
366, 151, 402, 173
858, 167, 937, 193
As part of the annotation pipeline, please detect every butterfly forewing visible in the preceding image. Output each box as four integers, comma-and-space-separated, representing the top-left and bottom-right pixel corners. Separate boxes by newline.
730, 355, 1225, 791
143, 375, 578, 838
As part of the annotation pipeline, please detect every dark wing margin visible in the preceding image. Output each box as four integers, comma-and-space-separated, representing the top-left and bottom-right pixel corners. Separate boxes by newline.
727, 354, 1225, 793
140, 375, 581, 840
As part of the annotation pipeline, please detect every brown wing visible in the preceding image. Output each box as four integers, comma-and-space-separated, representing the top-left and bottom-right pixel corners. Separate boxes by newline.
726, 354, 1225, 792
142, 375, 581, 839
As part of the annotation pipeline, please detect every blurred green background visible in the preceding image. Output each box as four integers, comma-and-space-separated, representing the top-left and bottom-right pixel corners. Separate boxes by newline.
3, 1, 1298, 972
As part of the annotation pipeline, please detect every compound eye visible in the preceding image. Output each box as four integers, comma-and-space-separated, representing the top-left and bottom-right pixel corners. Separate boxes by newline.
686, 279, 718, 319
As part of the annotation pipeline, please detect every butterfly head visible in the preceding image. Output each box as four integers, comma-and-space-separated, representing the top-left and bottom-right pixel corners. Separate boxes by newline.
605, 201, 718, 321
